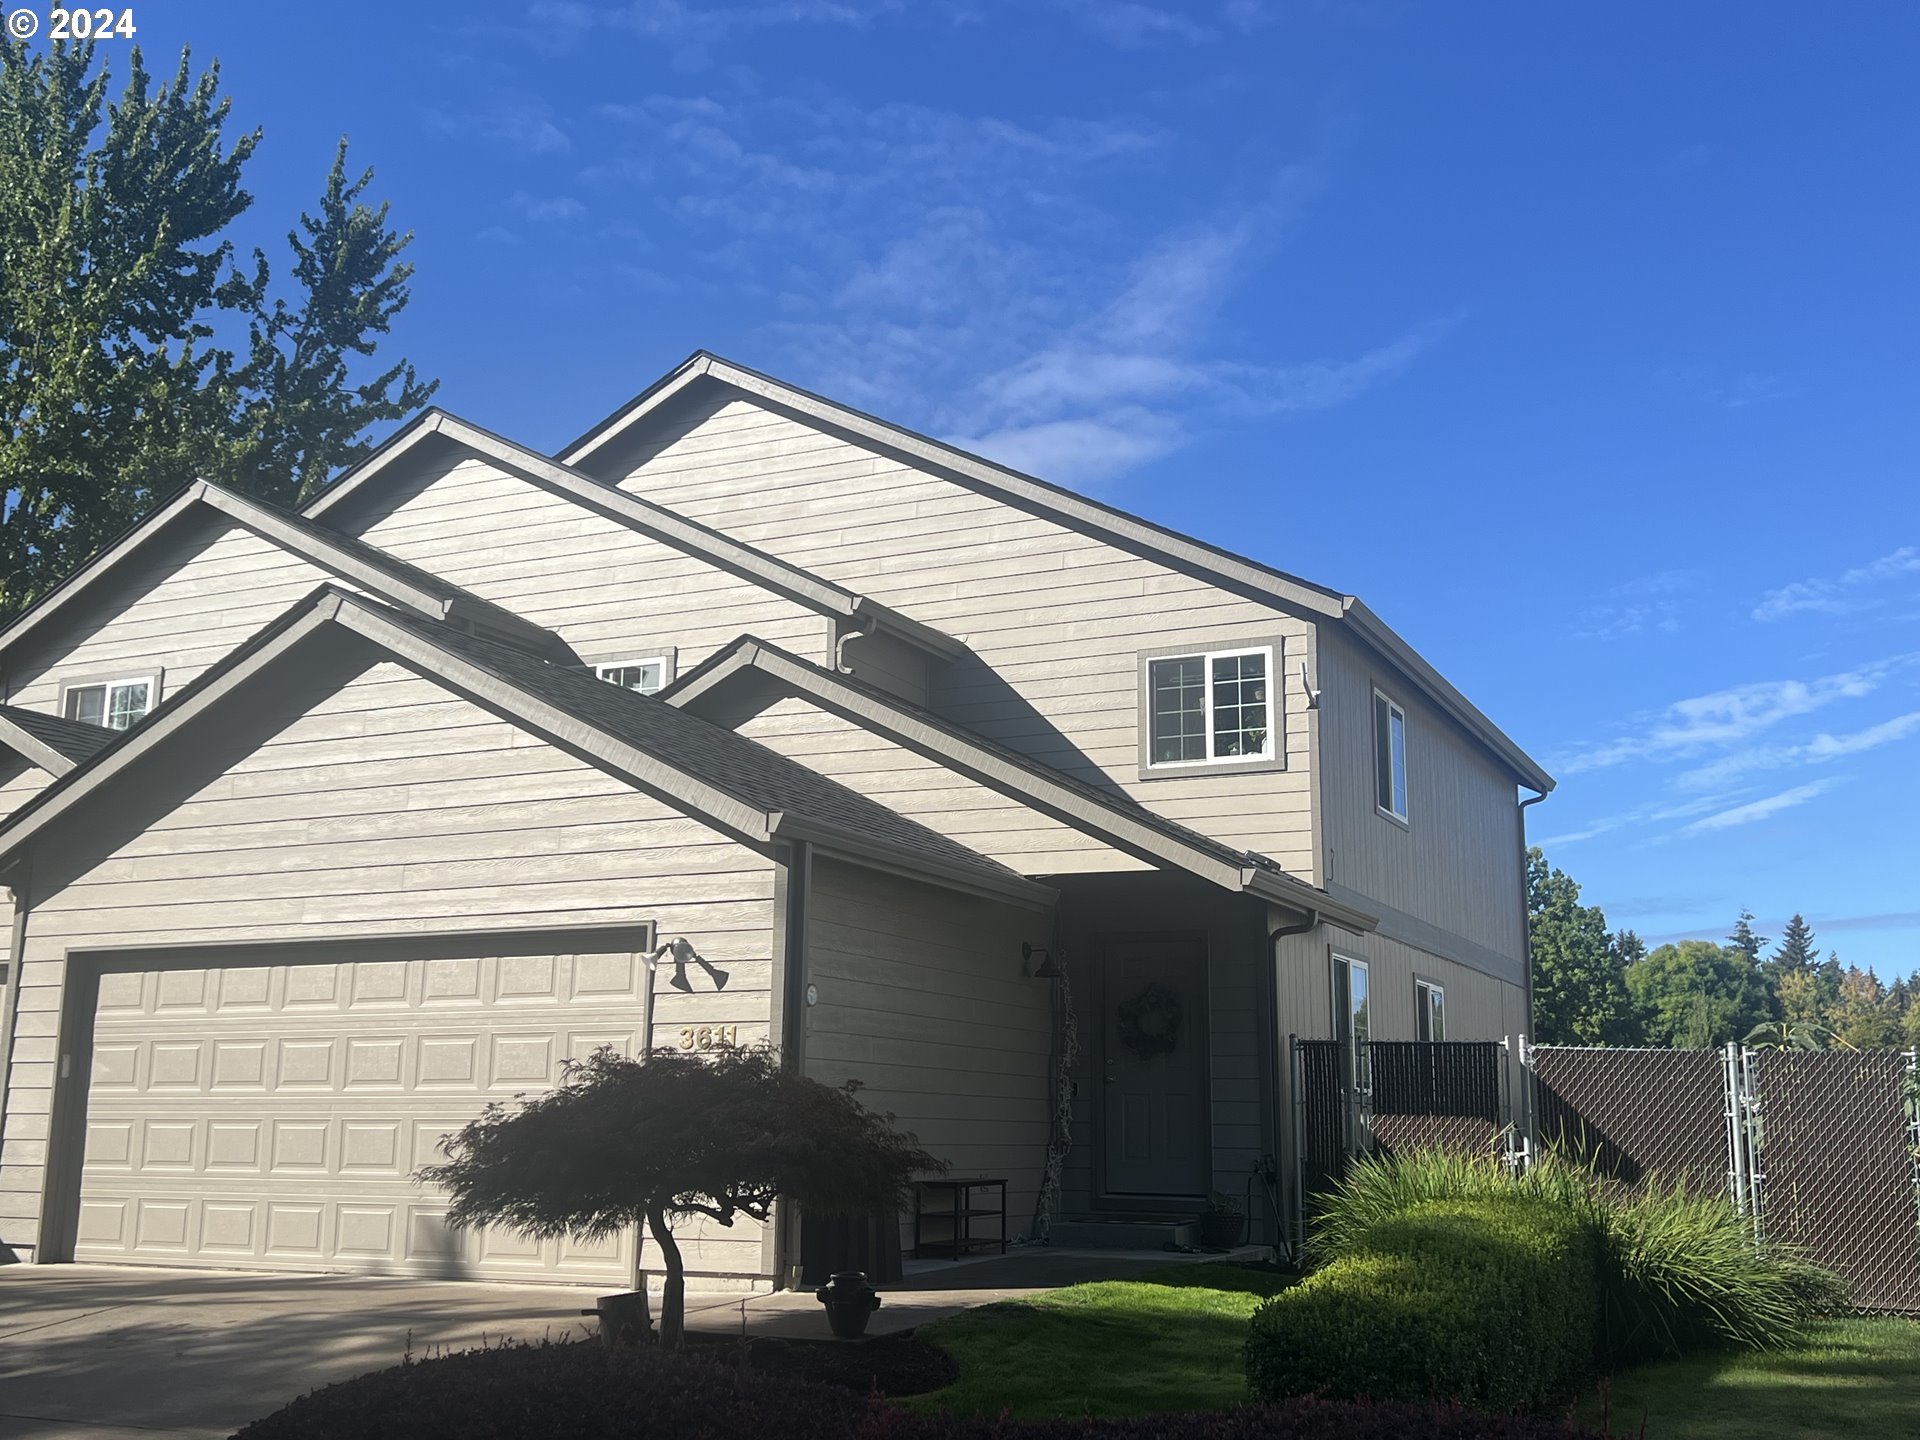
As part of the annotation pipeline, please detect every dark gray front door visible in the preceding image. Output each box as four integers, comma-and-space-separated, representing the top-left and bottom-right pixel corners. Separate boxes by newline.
1098, 934, 1209, 1200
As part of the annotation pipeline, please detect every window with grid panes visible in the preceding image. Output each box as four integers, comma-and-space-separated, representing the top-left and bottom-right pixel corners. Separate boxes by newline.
1145, 646, 1274, 768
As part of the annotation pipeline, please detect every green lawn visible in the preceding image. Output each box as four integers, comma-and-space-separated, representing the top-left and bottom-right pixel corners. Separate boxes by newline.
1576, 1317, 1920, 1440
907, 1262, 1295, 1419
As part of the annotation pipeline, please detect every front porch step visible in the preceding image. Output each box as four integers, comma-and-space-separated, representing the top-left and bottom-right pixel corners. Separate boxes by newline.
1048, 1214, 1199, 1250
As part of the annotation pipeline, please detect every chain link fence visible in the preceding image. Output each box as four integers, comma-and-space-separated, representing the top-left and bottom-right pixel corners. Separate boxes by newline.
1290, 1036, 1920, 1310
1748, 1050, 1920, 1312
1530, 1045, 1730, 1189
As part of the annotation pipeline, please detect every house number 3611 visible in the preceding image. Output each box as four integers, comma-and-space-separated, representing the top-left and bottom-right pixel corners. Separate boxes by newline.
678, 1024, 738, 1051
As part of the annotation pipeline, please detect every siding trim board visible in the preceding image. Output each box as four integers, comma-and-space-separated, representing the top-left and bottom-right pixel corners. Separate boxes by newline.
0, 482, 567, 678
559, 353, 1551, 794
1321, 882, 1524, 988
303, 411, 965, 668
0, 588, 1028, 916
665, 635, 1374, 932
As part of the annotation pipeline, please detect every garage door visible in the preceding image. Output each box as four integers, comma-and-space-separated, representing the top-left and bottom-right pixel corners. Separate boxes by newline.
73, 947, 650, 1282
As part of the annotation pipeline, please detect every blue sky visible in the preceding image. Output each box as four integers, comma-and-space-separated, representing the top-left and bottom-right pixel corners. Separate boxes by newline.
83, 2, 1920, 973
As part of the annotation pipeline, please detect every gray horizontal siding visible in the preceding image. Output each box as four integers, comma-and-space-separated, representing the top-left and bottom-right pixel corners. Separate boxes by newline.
1316, 623, 1526, 962
2, 523, 335, 715
352, 454, 832, 677
736, 695, 1143, 874
0, 661, 775, 1276
607, 393, 1317, 875
803, 857, 1052, 1251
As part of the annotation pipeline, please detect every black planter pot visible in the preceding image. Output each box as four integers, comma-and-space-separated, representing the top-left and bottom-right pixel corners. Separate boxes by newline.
1199, 1212, 1246, 1249
816, 1270, 882, 1339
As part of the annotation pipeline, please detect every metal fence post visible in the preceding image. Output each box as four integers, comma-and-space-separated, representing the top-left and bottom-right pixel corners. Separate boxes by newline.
1906, 1048, 1919, 1235
1289, 1033, 1306, 1262
1723, 1042, 1749, 1219
1740, 1045, 1765, 1240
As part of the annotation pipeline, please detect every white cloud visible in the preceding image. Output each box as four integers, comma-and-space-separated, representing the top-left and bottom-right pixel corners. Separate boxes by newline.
1680, 780, 1840, 834
961, 410, 1185, 485
1677, 710, 1920, 791
427, 101, 570, 154
1555, 653, 1920, 774
1573, 569, 1699, 641
1754, 546, 1920, 621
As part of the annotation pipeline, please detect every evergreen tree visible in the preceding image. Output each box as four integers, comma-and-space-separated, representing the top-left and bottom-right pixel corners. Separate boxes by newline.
1728, 909, 1769, 965
1771, 914, 1818, 974
1528, 847, 1637, 1044
0, 39, 434, 621
1832, 966, 1903, 1050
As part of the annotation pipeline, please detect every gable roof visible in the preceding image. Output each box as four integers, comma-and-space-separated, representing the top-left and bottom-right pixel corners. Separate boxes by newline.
302, 409, 966, 666
0, 586, 1050, 910
0, 479, 572, 672
563, 351, 1553, 794
0, 705, 114, 777
664, 635, 1376, 932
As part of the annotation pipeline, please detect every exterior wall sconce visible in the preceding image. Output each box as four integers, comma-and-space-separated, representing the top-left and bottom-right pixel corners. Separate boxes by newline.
648, 936, 731, 993
1021, 941, 1062, 979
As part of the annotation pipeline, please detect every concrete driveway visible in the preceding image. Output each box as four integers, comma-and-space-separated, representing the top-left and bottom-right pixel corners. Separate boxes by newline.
0, 1265, 607, 1439
1, 1249, 1254, 1437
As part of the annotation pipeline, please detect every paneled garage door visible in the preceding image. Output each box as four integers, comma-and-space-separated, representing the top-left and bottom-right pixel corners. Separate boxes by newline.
74, 946, 650, 1282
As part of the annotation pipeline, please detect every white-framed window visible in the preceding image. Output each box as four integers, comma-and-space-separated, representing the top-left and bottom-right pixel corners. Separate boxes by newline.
597, 656, 673, 696
1333, 953, 1372, 1149
1145, 645, 1275, 768
1372, 688, 1408, 821
62, 674, 156, 731
1416, 979, 1446, 1042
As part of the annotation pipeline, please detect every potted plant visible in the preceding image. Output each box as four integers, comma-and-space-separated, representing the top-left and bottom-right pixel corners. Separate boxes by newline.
815, 1270, 882, 1338
1199, 1191, 1245, 1249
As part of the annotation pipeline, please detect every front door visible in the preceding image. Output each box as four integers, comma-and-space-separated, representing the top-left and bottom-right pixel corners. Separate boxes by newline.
1098, 934, 1210, 1201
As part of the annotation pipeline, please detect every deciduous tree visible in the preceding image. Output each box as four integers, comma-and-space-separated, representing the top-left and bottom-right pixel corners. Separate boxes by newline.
1626, 939, 1772, 1049
1528, 847, 1638, 1044
420, 1045, 941, 1348
0, 39, 433, 621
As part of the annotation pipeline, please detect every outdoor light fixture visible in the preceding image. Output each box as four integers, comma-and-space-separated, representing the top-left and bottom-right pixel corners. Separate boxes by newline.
1021, 941, 1062, 979
648, 936, 731, 993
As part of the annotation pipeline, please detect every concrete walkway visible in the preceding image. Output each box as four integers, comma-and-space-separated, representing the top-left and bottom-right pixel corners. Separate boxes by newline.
0, 1249, 1257, 1438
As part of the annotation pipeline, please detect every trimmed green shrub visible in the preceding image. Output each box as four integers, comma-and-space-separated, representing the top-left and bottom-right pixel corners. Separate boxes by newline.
1310, 1149, 1598, 1266
1601, 1177, 1849, 1359
1245, 1198, 1601, 1411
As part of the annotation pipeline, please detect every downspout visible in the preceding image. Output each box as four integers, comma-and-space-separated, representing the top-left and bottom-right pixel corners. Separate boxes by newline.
772, 839, 812, 1290
1516, 789, 1548, 1165
1267, 907, 1318, 1262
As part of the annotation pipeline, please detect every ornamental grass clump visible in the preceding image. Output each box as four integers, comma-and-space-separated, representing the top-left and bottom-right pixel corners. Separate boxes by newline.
1600, 1177, 1850, 1360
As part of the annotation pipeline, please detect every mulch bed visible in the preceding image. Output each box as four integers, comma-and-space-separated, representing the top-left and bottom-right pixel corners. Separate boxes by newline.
685, 1328, 959, 1397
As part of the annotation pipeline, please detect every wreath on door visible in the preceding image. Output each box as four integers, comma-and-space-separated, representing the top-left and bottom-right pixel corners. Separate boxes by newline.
1116, 982, 1183, 1059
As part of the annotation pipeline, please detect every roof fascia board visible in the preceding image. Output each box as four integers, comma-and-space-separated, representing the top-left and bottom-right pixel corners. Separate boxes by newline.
429, 414, 869, 621
1341, 600, 1553, 793
674, 638, 1262, 897
1245, 869, 1374, 934
200, 486, 455, 621
559, 353, 714, 468
329, 600, 778, 846
0, 715, 76, 777
0, 601, 340, 858
769, 812, 1056, 912
300, 410, 453, 522
571, 356, 1547, 788
0, 483, 206, 668
202, 483, 571, 661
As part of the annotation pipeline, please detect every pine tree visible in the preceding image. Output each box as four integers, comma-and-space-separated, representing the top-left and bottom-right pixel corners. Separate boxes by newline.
1728, 909, 1769, 964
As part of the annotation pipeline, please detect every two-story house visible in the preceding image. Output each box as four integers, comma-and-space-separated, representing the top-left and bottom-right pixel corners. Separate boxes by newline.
0, 352, 1552, 1290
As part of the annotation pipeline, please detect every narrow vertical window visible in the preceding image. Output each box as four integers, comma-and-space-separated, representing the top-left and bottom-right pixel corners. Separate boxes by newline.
1416, 980, 1446, 1042
1373, 690, 1408, 821
1145, 645, 1275, 769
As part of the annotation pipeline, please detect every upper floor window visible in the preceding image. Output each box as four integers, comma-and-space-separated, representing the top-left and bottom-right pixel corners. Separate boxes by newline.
1144, 645, 1275, 770
1373, 688, 1408, 821
597, 656, 672, 695
1416, 979, 1446, 1042
64, 675, 155, 731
